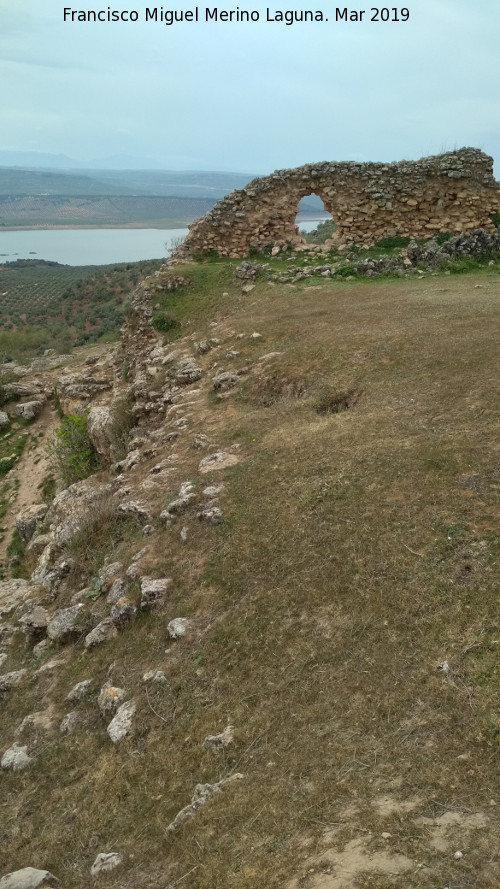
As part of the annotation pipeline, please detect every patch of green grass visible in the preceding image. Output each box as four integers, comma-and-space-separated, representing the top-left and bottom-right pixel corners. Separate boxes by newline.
153, 260, 236, 327
151, 311, 182, 336
437, 255, 497, 274
6, 527, 28, 577
372, 234, 411, 249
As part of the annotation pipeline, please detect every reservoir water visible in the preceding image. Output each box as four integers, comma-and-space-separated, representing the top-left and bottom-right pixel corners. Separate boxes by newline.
0, 218, 328, 267
0, 228, 189, 267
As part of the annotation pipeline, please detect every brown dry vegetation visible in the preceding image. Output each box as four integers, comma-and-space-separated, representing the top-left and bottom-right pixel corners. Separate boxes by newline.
1, 267, 500, 888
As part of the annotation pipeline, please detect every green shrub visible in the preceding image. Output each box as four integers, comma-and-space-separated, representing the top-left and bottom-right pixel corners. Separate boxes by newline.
372, 235, 410, 250
491, 212, 500, 229
151, 312, 182, 334
0, 455, 16, 477
48, 412, 100, 485
435, 231, 453, 245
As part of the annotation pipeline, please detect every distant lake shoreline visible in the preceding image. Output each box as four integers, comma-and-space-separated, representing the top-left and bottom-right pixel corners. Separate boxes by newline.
0, 216, 328, 266
0, 222, 188, 232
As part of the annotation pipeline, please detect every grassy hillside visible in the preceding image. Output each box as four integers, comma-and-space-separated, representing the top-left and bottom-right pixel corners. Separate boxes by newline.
0, 254, 499, 888
0, 258, 164, 356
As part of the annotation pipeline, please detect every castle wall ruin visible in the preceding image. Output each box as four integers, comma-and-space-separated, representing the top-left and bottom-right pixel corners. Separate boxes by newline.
173, 148, 500, 259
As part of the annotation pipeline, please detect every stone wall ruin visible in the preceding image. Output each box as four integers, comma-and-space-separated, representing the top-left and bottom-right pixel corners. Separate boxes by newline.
173, 148, 500, 259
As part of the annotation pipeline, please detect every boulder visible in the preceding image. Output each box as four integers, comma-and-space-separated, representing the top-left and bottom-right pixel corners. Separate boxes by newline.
15, 505, 48, 544
171, 357, 202, 385
84, 618, 118, 649
195, 338, 219, 354
0, 669, 28, 695
66, 679, 92, 702
0, 410, 10, 431
107, 699, 136, 743
98, 685, 127, 716
159, 493, 195, 521
14, 401, 43, 421
167, 617, 190, 640
106, 578, 126, 605
1, 382, 45, 401
46, 605, 85, 643
0, 579, 32, 619
1, 743, 33, 771
110, 597, 137, 626
18, 606, 49, 640
87, 406, 114, 463
140, 577, 172, 609
98, 561, 123, 592
212, 371, 238, 391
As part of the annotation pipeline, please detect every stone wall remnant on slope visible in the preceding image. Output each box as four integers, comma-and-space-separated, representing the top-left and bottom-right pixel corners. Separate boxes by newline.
173, 148, 500, 258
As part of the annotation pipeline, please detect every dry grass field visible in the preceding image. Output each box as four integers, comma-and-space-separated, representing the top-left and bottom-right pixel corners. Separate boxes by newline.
1, 265, 499, 888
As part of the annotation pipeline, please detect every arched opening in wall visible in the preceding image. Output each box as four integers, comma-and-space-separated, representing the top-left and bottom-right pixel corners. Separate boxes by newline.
295, 194, 334, 244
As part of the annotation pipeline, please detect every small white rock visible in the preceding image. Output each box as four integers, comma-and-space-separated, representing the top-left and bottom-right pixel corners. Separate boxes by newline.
90, 852, 122, 876
167, 617, 190, 640
1, 743, 32, 771
0, 866, 59, 888
142, 669, 167, 684
107, 700, 136, 743
66, 679, 92, 702
453, 850, 464, 860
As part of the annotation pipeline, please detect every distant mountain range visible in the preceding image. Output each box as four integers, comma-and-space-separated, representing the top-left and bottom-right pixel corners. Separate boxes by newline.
0, 150, 212, 170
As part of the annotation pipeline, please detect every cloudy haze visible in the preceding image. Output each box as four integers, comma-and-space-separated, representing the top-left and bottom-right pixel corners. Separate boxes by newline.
1, 0, 499, 173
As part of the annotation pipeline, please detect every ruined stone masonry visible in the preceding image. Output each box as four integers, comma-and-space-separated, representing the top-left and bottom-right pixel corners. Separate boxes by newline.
173, 148, 500, 258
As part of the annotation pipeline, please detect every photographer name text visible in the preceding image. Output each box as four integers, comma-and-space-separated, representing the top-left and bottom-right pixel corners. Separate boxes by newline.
62, 7, 411, 25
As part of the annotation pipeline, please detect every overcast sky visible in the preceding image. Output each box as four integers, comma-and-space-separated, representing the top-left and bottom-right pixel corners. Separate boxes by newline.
1, 0, 499, 173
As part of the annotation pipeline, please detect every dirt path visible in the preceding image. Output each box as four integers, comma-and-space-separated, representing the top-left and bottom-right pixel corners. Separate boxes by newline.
0, 405, 58, 562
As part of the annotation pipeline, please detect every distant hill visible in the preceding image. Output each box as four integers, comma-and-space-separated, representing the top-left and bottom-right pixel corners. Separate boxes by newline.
0, 195, 216, 227
0, 168, 138, 197
0, 165, 327, 225
0, 166, 256, 199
